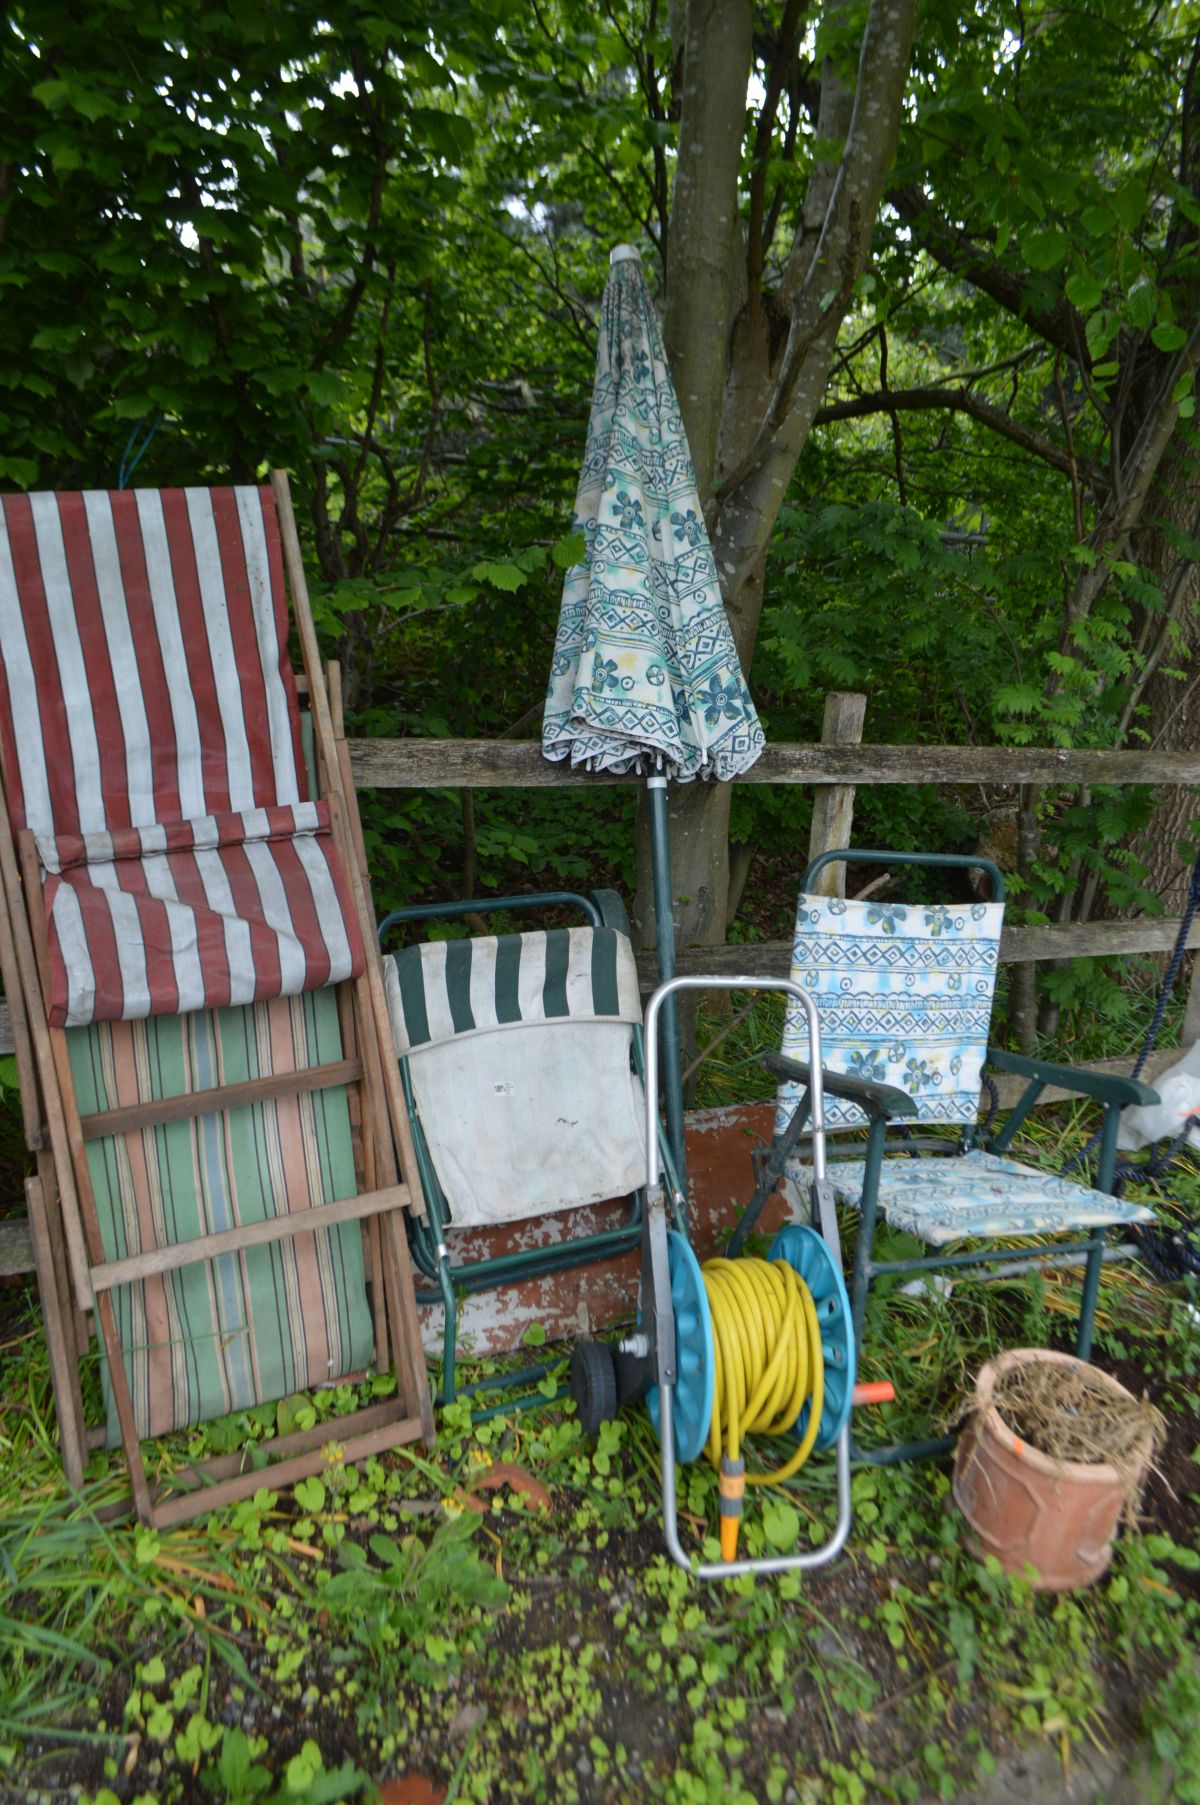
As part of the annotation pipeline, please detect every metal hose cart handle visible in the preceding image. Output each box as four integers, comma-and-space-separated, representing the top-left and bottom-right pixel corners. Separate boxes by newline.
642, 975, 856, 1580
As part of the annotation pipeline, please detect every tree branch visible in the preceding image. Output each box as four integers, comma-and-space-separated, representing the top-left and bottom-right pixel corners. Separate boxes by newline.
663, 0, 755, 500
711, 0, 917, 536
1053, 353, 1086, 538
891, 183, 1090, 368
747, 0, 807, 299
812, 384, 1103, 485
315, 64, 388, 367
878, 326, 907, 503
1055, 325, 1200, 665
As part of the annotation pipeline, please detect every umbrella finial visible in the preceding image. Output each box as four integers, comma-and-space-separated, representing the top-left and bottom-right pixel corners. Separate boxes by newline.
610, 243, 641, 266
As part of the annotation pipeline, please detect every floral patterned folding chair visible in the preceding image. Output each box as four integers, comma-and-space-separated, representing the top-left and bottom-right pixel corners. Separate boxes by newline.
729, 849, 1158, 1464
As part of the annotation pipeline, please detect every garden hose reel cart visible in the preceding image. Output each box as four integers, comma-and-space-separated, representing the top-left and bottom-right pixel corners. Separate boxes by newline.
574, 974, 883, 1581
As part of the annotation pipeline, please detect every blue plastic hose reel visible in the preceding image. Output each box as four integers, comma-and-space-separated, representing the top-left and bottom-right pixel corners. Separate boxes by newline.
647, 1223, 856, 1462
768, 1224, 856, 1450
646, 1229, 715, 1464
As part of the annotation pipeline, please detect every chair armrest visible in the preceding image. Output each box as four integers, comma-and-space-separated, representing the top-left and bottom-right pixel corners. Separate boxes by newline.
590, 887, 633, 938
762, 1053, 918, 1120
986, 1046, 1159, 1109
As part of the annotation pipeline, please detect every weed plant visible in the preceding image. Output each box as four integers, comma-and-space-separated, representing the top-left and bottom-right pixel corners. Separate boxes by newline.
2, 992, 1200, 1801
2, 1232, 1198, 1805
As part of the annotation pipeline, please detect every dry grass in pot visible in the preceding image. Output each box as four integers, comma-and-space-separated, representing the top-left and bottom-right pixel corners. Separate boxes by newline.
990, 1356, 1166, 1508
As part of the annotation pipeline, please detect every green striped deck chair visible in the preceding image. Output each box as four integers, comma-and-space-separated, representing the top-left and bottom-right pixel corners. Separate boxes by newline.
383, 900, 652, 1403
70, 992, 374, 1448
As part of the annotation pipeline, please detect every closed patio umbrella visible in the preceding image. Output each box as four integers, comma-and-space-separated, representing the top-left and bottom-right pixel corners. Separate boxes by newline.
543, 244, 764, 1180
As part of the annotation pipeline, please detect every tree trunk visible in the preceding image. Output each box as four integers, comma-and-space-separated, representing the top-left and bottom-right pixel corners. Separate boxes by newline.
632, 778, 734, 961
1129, 440, 1200, 911
1105, 48, 1200, 915
1141, 666, 1200, 911
642, 0, 917, 964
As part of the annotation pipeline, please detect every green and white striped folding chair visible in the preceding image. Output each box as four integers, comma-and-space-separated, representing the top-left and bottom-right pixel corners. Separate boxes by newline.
381, 890, 665, 1405
0, 474, 434, 1524
730, 849, 1158, 1464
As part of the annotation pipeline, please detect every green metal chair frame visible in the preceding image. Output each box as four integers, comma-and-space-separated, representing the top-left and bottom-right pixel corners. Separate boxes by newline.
378, 887, 680, 1410
731, 849, 1159, 1465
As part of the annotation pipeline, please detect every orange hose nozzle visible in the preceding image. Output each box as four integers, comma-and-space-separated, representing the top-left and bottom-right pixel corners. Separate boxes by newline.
851, 1381, 895, 1408
718, 1455, 745, 1563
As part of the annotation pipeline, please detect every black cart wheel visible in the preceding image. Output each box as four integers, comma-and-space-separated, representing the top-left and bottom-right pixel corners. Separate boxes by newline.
570, 1339, 619, 1435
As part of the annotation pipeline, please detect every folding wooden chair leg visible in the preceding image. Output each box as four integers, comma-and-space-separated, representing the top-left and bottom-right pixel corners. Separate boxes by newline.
94, 1290, 156, 1523
274, 481, 432, 1437
363, 1215, 387, 1373
36, 1149, 89, 1363
26, 1174, 86, 1490
379, 1211, 435, 1441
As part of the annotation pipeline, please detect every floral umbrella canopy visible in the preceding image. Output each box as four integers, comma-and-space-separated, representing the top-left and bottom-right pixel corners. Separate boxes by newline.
542, 246, 764, 782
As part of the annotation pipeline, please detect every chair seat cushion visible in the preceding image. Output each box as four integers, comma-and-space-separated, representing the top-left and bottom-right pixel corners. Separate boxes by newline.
385, 929, 646, 1229
39, 800, 364, 1027
829, 1148, 1154, 1246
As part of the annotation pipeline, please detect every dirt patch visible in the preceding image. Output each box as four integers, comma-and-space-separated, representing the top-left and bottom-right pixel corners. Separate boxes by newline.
1091, 1345, 1200, 1600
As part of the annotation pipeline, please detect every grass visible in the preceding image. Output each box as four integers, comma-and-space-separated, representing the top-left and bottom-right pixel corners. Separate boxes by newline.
2, 1216, 1199, 1803
2, 985, 1200, 1801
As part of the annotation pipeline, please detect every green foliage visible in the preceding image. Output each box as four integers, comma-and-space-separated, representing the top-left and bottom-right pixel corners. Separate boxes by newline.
3, 4, 479, 486
4, 0, 1200, 956
1139, 1643, 1200, 1800
319, 1514, 509, 1688
3, 1220, 1200, 1800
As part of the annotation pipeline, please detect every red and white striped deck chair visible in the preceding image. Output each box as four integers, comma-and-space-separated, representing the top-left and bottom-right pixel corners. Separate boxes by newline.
0, 472, 434, 1525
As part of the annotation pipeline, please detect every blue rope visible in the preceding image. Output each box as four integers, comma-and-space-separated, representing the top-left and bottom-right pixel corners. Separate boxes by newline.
1130, 848, 1200, 1081
117, 413, 161, 490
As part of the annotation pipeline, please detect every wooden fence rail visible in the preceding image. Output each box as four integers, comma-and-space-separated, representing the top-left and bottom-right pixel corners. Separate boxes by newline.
349, 737, 1200, 790
633, 916, 1200, 986
3, 732, 1198, 1282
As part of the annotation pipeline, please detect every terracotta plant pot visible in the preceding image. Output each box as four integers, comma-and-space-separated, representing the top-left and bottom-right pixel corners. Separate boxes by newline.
952, 1348, 1155, 1592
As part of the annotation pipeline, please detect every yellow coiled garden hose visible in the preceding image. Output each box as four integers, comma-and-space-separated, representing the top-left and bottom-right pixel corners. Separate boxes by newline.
700, 1256, 825, 1561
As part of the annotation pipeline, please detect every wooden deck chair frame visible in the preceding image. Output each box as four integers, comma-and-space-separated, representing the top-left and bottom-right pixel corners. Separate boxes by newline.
0, 472, 435, 1525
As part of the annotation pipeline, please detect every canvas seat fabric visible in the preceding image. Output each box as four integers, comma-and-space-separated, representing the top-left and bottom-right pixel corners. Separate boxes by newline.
827, 1148, 1153, 1247
386, 926, 646, 1229
776, 889, 1006, 1134
70, 988, 373, 1445
0, 486, 364, 1026
777, 889, 1152, 1243
38, 800, 361, 1028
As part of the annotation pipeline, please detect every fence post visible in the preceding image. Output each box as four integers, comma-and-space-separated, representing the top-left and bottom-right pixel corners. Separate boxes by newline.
806, 693, 867, 899
1182, 955, 1200, 1047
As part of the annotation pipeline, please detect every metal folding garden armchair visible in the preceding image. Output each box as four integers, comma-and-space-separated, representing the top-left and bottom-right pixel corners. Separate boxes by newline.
380, 889, 680, 1408
0, 474, 434, 1524
730, 848, 1158, 1464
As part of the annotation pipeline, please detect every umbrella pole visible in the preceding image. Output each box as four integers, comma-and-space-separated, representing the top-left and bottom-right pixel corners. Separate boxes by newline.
647, 774, 687, 1192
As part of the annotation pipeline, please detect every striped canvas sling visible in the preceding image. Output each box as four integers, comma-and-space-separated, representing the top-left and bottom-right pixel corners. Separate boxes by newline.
0, 487, 364, 1027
